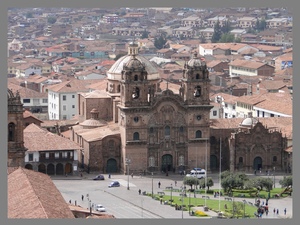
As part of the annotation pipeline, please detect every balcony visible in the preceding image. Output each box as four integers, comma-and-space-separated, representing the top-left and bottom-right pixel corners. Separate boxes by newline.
39, 156, 74, 162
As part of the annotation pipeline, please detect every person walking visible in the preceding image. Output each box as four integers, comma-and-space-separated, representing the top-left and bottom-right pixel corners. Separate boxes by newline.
175, 180, 177, 186
81, 195, 84, 201
138, 189, 141, 195
284, 208, 287, 215
277, 209, 279, 215
273, 208, 276, 214
158, 181, 161, 188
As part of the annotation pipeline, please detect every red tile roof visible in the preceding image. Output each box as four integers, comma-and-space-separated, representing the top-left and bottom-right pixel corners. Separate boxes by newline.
24, 123, 82, 152
8, 167, 75, 218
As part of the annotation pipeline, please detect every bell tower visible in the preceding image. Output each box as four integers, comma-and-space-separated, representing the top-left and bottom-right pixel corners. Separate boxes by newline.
119, 42, 153, 107
181, 53, 210, 105
7, 89, 27, 167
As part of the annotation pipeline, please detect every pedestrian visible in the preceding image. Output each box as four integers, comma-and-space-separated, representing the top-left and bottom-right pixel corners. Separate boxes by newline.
131, 173, 133, 178
108, 174, 111, 179
254, 170, 257, 175
277, 209, 279, 215
138, 189, 141, 195
175, 180, 177, 186
75, 200, 77, 206
69, 200, 71, 204
80, 173, 83, 177
158, 181, 161, 188
81, 195, 84, 201
273, 208, 276, 214
284, 208, 287, 215
160, 198, 162, 204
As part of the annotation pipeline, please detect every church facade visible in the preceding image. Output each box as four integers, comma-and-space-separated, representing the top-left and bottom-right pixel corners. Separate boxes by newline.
72, 43, 213, 174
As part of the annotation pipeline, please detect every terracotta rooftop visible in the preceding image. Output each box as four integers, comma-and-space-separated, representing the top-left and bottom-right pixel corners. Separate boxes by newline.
228, 59, 272, 69
7, 82, 48, 98
8, 167, 75, 218
23, 110, 43, 122
24, 123, 82, 152
47, 79, 95, 93
210, 117, 292, 138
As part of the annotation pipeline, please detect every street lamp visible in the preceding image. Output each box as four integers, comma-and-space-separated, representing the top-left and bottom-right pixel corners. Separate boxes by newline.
181, 186, 184, 219
151, 172, 154, 198
126, 158, 131, 190
170, 183, 173, 202
273, 167, 276, 188
189, 190, 191, 215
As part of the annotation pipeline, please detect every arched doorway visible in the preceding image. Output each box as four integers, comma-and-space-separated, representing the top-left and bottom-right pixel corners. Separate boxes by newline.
210, 155, 218, 171
162, 154, 173, 172
47, 163, 55, 175
25, 164, 33, 170
106, 158, 117, 173
56, 163, 64, 175
38, 164, 46, 174
65, 163, 73, 174
253, 157, 262, 170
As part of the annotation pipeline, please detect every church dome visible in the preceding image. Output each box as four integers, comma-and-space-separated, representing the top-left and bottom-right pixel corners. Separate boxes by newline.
79, 118, 107, 128
187, 52, 202, 67
240, 117, 258, 127
107, 42, 160, 81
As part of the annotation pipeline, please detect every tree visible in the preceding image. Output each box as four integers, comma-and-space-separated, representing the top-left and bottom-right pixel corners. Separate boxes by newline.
221, 20, 232, 33
47, 17, 57, 24
154, 35, 167, 50
219, 33, 235, 43
141, 30, 149, 39
235, 37, 242, 43
199, 177, 214, 190
211, 20, 222, 43
183, 176, 199, 190
221, 173, 245, 194
279, 176, 292, 188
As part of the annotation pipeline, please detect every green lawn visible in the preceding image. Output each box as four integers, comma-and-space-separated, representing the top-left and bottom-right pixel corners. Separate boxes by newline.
150, 194, 257, 218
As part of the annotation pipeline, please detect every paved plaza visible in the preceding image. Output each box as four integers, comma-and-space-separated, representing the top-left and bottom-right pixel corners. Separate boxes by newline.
52, 172, 292, 219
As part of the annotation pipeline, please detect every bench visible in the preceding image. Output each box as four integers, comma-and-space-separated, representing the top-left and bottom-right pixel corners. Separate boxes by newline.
179, 193, 187, 197
165, 186, 172, 190
224, 197, 232, 201
158, 192, 165, 196
202, 195, 210, 199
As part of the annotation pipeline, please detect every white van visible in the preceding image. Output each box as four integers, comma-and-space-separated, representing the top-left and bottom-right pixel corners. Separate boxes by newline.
186, 169, 206, 179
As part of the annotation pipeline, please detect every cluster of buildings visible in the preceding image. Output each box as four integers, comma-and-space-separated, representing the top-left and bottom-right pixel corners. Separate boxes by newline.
7, 7, 293, 218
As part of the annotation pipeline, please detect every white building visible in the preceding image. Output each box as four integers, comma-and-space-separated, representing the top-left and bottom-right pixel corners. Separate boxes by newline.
47, 80, 90, 120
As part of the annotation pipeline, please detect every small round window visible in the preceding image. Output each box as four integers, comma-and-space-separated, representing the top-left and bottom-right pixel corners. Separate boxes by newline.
134, 116, 139, 123
196, 115, 202, 120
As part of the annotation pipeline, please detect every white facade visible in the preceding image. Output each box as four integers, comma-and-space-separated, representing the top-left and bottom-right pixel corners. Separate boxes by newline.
210, 104, 221, 119
48, 91, 80, 120
25, 150, 79, 163
24, 151, 39, 163
199, 45, 213, 56
254, 107, 292, 118
16, 66, 42, 78
222, 101, 237, 118
229, 65, 258, 77
21, 96, 48, 111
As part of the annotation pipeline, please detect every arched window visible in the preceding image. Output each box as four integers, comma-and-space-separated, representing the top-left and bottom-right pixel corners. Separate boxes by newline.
8, 122, 15, 142
273, 156, 277, 162
239, 157, 243, 163
196, 73, 200, 79
179, 126, 184, 132
165, 125, 170, 136
194, 86, 201, 97
195, 130, 202, 138
149, 127, 154, 133
134, 75, 138, 81
133, 132, 139, 140
132, 87, 140, 99
149, 156, 155, 167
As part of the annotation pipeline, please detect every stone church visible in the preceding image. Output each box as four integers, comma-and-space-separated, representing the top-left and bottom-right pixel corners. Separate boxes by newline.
7, 89, 27, 167
71, 42, 213, 174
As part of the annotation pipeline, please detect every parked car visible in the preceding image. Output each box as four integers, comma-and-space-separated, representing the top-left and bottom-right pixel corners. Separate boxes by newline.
108, 181, 120, 188
93, 174, 105, 180
95, 204, 106, 212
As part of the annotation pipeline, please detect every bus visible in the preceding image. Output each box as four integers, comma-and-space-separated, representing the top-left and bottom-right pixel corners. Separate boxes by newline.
186, 168, 206, 179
